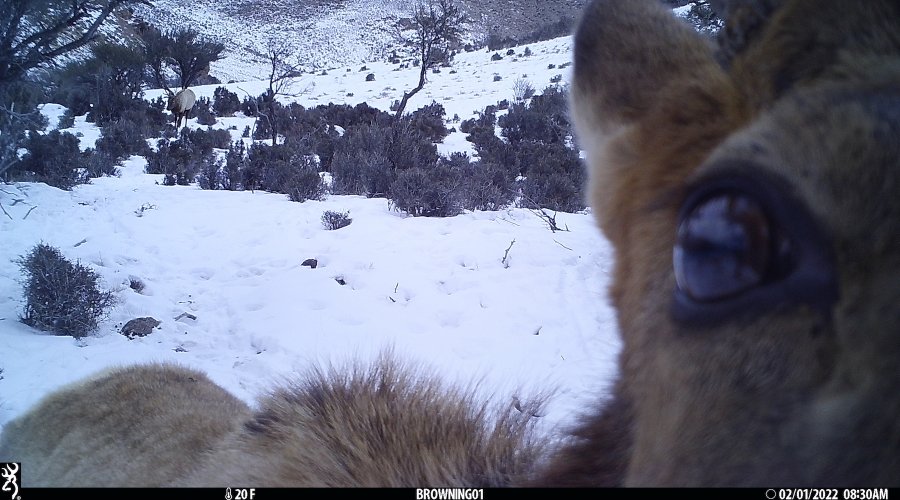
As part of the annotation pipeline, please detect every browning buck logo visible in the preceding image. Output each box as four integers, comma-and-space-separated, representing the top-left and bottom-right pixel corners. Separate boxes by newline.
1, 463, 19, 500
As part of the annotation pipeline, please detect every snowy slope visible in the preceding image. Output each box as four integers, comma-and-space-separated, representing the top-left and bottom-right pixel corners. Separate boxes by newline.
132, 0, 586, 82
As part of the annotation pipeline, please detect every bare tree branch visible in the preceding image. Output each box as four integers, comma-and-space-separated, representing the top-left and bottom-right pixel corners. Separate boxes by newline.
0, 0, 147, 85
394, 0, 466, 118
251, 38, 312, 145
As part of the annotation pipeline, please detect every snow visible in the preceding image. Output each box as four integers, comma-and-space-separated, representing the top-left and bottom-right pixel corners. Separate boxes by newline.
135, 0, 432, 83
0, 34, 621, 442
144, 35, 574, 137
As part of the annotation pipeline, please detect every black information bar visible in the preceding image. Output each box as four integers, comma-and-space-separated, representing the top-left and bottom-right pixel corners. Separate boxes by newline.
16, 488, 898, 500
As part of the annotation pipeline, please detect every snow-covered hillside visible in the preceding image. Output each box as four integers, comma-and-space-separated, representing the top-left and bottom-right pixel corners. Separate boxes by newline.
132, 0, 586, 82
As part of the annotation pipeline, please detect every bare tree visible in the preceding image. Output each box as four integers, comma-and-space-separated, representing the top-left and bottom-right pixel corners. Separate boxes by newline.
253, 38, 306, 146
0, 0, 144, 85
393, 0, 466, 118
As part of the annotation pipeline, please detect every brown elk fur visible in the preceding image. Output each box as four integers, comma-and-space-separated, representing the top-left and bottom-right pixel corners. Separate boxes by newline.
1, 0, 898, 487
180, 356, 546, 487
0, 364, 251, 486
0, 356, 546, 487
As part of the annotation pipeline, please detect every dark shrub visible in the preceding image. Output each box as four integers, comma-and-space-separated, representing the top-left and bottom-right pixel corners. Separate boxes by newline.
491, 53, 503, 61
182, 127, 231, 151
129, 277, 145, 294
282, 154, 325, 202
212, 86, 241, 117
82, 150, 119, 178
244, 143, 324, 200
91, 99, 167, 164
459, 118, 474, 134
146, 131, 218, 186
86, 82, 140, 126
331, 149, 393, 196
519, 142, 586, 213
461, 160, 517, 212
530, 85, 570, 123
331, 124, 393, 196
17, 243, 116, 339
245, 142, 288, 191
195, 97, 216, 126
385, 120, 439, 172
146, 97, 172, 131
500, 87, 572, 146
17, 131, 87, 189
389, 161, 463, 217
95, 118, 152, 161
197, 156, 224, 190
223, 141, 246, 191
409, 101, 449, 143
313, 126, 340, 171
321, 210, 352, 230
58, 109, 76, 129
499, 103, 560, 145
241, 95, 260, 116
463, 109, 499, 149
320, 102, 391, 129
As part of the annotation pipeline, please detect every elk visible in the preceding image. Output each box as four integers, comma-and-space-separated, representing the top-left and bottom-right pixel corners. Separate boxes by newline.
1, 0, 898, 487
165, 86, 196, 130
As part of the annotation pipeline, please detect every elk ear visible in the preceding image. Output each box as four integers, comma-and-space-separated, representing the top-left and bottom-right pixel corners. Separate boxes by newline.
571, 0, 722, 138
571, 0, 738, 238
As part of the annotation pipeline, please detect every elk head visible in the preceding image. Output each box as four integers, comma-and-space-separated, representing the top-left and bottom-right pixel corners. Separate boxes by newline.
540, 0, 900, 486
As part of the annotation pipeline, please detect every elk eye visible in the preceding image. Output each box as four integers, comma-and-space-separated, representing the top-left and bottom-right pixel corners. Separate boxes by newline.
674, 191, 788, 302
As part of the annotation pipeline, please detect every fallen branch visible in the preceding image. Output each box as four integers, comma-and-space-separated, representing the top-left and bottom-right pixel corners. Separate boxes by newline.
0, 202, 11, 220
501, 239, 516, 268
22, 206, 37, 220
518, 193, 571, 233
554, 239, 573, 251
530, 207, 569, 233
